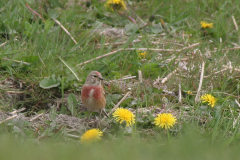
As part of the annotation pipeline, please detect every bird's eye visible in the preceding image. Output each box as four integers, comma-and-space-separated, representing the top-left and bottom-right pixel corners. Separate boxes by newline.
93, 75, 97, 78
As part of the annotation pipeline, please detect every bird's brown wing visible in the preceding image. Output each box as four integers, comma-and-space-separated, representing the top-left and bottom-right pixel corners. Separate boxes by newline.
101, 84, 105, 96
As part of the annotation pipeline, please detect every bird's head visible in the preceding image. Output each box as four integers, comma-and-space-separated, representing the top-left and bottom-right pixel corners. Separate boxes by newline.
85, 71, 104, 86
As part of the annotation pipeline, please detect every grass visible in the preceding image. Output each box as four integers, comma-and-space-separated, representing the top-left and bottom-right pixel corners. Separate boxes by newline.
1, 0, 240, 159
0, 130, 240, 160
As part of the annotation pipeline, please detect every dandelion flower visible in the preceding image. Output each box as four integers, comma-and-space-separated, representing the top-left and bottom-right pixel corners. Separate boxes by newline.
105, 0, 127, 11
187, 91, 192, 95
138, 51, 147, 59
200, 21, 213, 28
201, 94, 217, 108
80, 129, 103, 143
113, 108, 135, 127
154, 113, 176, 129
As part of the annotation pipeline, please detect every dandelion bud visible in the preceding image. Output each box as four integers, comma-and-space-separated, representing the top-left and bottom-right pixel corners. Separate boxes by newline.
149, 15, 155, 22
86, 1, 91, 8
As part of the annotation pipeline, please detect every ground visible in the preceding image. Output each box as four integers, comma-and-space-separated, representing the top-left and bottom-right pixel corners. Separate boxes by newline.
1, 0, 240, 159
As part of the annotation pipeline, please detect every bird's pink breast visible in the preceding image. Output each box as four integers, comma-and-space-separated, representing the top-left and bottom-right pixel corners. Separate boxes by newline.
81, 85, 106, 111
81, 85, 102, 99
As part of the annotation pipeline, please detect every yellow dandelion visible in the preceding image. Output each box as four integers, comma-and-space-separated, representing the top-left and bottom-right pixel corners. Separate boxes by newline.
200, 94, 217, 108
138, 50, 147, 59
154, 113, 176, 130
80, 129, 103, 143
187, 91, 192, 95
113, 108, 135, 127
105, 0, 127, 11
200, 21, 213, 28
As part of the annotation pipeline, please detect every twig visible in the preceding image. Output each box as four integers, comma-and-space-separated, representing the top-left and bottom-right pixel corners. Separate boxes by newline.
103, 91, 131, 120
13, 125, 27, 137
165, 55, 176, 63
67, 134, 80, 139
179, 83, 182, 103
120, 74, 131, 78
51, 18, 78, 45
102, 127, 108, 132
161, 68, 179, 84
0, 41, 7, 47
10, 108, 26, 115
151, 41, 184, 46
231, 42, 239, 47
109, 76, 136, 83
126, 5, 144, 24
121, 76, 136, 80
204, 68, 227, 78
2, 58, 30, 65
138, 34, 159, 38
229, 61, 232, 74
182, 43, 200, 50
110, 91, 131, 112
127, 16, 136, 24
222, 65, 240, 72
233, 113, 240, 128
138, 70, 142, 83
162, 89, 175, 95
0, 115, 17, 124
217, 47, 240, 51
54, 125, 63, 133
232, 16, 238, 30
25, 3, 78, 46
159, 108, 165, 114
213, 92, 239, 98
126, 48, 177, 52
97, 39, 141, 46
233, 99, 240, 128
38, 53, 46, 68
30, 113, 44, 122
138, 22, 149, 30
0, 0, 12, 12
77, 43, 200, 66
195, 62, 205, 102
77, 48, 124, 66
25, 3, 43, 21
153, 76, 161, 86
235, 99, 240, 108
4, 90, 23, 94
229, 105, 234, 117
59, 56, 80, 81
176, 58, 189, 61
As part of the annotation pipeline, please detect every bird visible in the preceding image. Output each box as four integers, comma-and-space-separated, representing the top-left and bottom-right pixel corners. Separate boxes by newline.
81, 71, 109, 120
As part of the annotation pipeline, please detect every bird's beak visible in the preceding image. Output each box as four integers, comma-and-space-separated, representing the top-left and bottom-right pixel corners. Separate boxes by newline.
99, 76, 104, 80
